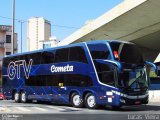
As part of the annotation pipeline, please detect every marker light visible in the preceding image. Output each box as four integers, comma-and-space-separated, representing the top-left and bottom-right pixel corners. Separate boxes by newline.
114, 51, 119, 59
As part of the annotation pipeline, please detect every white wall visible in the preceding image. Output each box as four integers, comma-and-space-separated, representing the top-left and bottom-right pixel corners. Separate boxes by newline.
149, 90, 160, 102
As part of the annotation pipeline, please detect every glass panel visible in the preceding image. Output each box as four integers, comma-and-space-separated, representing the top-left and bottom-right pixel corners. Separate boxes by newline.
55, 48, 69, 63
69, 46, 88, 63
6, 35, 11, 43
41, 50, 55, 64
119, 68, 148, 89
65, 74, 92, 86
29, 52, 41, 65
94, 61, 116, 86
110, 42, 143, 64
25, 74, 92, 87
43, 43, 51, 49
6, 52, 11, 55
88, 44, 111, 60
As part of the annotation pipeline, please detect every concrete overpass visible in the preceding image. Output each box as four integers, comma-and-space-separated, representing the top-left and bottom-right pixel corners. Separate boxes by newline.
58, 0, 160, 62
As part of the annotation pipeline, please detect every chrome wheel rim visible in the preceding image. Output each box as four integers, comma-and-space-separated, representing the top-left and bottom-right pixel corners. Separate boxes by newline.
21, 93, 26, 102
87, 95, 96, 108
73, 95, 81, 106
14, 93, 19, 101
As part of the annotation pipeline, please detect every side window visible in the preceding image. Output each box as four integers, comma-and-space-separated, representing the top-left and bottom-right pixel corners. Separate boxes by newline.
94, 61, 115, 86
19, 53, 41, 65
55, 48, 69, 63
25, 75, 64, 86
41, 50, 55, 64
29, 52, 41, 65
26, 76, 44, 86
65, 74, 93, 87
46, 75, 64, 86
6, 35, 11, 43
6, 52, 11, 55
88, 44, 111, 59
69, 46, 88, 63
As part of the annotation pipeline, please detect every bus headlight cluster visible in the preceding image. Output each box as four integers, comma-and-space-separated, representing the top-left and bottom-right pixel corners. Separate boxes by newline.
120, 99, 125, 103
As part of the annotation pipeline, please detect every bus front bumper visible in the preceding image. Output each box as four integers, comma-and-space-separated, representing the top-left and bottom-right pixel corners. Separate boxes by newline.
119, 94, 149, 106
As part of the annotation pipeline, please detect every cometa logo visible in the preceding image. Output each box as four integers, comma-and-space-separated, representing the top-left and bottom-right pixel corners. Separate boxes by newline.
50, 64, 74, 73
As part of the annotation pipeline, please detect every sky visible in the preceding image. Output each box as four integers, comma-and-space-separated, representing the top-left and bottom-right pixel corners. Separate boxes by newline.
0, 0, 123, 52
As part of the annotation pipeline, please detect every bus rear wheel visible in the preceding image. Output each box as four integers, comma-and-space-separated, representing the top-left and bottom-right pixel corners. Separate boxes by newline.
14, 92, 20, 103
85, 93, 98, 109
71, 93, 83, 108
20, 92, 27, 103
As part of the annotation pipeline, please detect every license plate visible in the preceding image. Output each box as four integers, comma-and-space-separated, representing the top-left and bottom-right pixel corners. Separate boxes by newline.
135, 101, 141, 104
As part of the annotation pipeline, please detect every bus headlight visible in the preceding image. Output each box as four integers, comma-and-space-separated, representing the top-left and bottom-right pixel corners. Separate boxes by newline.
120, 99, 125, 103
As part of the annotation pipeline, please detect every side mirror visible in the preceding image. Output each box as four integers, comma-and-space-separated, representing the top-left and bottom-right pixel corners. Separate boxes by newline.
145, 61, 158, 76
104, 60, 122, 72
96, 60, 122, 73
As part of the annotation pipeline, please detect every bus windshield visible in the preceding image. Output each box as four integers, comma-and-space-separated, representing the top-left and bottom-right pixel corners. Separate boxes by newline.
119, 67, 148, 89
110, 42, 144, 64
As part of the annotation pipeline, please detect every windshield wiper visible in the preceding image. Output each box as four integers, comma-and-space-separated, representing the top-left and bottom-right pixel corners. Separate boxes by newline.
127, 74, 145, 89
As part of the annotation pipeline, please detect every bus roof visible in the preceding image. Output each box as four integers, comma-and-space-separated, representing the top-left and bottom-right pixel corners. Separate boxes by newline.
86, 40, 134, 44
4, 40, 134, 58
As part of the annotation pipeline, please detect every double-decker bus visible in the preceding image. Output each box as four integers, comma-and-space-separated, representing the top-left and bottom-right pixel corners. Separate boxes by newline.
2, 40, 156, 109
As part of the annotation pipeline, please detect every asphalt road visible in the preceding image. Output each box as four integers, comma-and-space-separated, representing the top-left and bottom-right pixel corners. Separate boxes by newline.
0, 100, 160, 120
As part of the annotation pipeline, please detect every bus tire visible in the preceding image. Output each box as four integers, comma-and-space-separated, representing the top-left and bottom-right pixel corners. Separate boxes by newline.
14, 92, 20, 103
20, 91, 27, 103
85, 93, 98, 109
71, 92, 83, 108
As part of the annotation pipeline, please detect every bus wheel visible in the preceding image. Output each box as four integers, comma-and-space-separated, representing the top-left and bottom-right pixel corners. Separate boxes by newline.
85, 93, 98, 109
71, 93, 83, 108
14, 92, 20, 103
20, 91, 27, 103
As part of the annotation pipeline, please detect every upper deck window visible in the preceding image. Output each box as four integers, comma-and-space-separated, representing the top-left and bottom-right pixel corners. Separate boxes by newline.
110, 42, 143, 64
87, 44, 111, 60
55, 48, 69, 63
69, 46, 88, 63
19, 52, 41, 65
41, 50, 55, 64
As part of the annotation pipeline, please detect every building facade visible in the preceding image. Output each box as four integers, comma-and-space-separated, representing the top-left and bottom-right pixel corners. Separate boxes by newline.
27, 17, 54, 51
40, 36, 59, 49
0, 25, 18, 85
